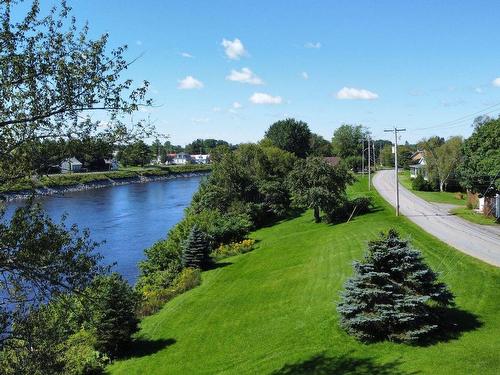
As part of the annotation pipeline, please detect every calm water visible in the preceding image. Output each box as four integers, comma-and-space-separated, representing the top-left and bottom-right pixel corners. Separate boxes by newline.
4, 176, 203, 283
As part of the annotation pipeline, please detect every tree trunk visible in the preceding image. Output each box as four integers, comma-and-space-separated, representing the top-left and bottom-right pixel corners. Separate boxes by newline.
439, 180, 444, 192
314, 206, 321, 223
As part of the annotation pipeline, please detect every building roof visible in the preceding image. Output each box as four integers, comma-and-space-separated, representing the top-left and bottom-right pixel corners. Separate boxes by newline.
324, 156, 341, 167
63, 157, 82, 165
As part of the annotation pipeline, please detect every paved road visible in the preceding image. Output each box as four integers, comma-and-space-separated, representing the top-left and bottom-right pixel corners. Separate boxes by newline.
373, 170, 500, 267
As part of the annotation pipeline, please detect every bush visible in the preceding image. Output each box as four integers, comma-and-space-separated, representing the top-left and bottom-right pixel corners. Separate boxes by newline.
138, 268, 201, 317
61, 330, 108, 375
327, 196, 373, 222
337, 229, 454, 343
212, 239, 256, 260
411, 174, 431, 191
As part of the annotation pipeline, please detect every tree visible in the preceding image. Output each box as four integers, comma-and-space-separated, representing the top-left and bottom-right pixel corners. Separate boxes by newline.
264, 118, 311, 158
337, 229, 454, 343
458, 116, 500, 194
309, 133, 332, 156
0, 0, 152, 364
419, 136, 462, 192
331, 124, 365, 169
0, 203, 103, 349
87, 273, 140, 357
182, 225, 211, 270
185, 139, 230, 154
0, 1, 152, 185
287, 157, 354, 223
117, 140, 152, 166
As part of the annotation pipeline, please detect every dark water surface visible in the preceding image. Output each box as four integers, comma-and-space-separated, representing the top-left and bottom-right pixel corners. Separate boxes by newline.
4, 176, 203, 283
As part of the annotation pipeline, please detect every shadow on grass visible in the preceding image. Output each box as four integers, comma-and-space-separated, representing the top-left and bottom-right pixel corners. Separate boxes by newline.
270, 353, 417, 375
259, 208, 306, 228
207, 261, 233, 270
118, 338, 176, 359
418, 306, 483, 346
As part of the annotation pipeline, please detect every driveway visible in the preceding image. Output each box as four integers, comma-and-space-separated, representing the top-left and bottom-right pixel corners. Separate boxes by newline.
373, 169, 500, 267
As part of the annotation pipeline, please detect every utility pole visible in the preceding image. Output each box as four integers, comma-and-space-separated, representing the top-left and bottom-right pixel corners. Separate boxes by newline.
367, 136, 371, 190
384, 127, 406, 216
361, 138, 365, 175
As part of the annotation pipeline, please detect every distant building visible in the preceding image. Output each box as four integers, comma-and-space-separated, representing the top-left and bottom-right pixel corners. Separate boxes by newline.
173, 152, 192, 165
104, 158, 119, 171
324, 156, 341, 167
60, 157, 83, 173
191, 154, 210, 164
409, 151, 428, 180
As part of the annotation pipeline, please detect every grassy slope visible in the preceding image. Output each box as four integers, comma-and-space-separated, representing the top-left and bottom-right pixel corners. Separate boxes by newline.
108, 176, 500, 375
450, 207, 498, 226
399, 171, 466, 206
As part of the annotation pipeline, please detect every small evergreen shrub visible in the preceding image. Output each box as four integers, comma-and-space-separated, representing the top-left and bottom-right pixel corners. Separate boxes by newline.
337, 229, 454, 343
182, 225, 212, 269
212, 239, 256, 260
411, 174, 430, 191
87, 274, 140, 357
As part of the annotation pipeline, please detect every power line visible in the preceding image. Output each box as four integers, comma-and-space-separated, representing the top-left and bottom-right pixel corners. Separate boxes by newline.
412, 102, 500, 131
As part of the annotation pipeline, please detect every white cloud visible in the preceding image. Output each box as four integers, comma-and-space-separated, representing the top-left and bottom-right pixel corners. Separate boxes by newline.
305, 41, 321, 49
232, 101, 242, 109
212, 107, 221, 112
221, 38, 247, 60
492, 77, 500, 87
191, 117, 210, 124
226, 68, 263, 85
336, 87, 379, 100
250, 92, 283, 104
301, 72, 309, 80
177, 76, 204, 89
180, 52, 193, 58
475, 87, 484, 94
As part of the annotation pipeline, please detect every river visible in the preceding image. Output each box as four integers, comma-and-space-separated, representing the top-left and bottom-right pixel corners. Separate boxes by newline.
3, 176, 203, 283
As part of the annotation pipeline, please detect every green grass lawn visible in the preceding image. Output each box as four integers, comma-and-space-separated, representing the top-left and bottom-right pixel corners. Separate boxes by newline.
108, 177, 500, 375
399, 171, 466, 206
451, 207, 499, 226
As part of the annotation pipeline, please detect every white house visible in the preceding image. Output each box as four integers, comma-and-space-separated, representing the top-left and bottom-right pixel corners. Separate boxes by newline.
104, 158, 119, 171
173, 152, 192, 165
409, 151, 428, 180
191, 154, 210, 164
60, 157, 83, 173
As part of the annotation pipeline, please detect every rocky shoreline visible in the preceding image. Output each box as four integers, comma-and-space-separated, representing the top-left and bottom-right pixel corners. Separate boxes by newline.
0, 172, 209, 202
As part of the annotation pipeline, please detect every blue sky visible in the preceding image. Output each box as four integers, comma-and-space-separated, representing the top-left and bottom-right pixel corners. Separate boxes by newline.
42, 1, 500, 145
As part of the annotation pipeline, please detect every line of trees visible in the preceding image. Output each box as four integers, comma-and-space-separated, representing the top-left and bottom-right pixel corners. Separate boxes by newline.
136, 119, 365, 321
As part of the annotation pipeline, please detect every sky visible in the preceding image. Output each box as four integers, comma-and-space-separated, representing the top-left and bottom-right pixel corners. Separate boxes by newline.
35, 1, 500, 145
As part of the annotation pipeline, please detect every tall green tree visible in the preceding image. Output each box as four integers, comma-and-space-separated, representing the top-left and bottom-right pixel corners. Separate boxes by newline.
308, 133, 332, 156
458, 116, 500, 194
264, 118, 311, 158
0, 1, 152, 185
287, 157, 353, 222
117, 140, 152, 166
331, 124, 364, 158
0, 0, 151, 367
337, 229, 454, 343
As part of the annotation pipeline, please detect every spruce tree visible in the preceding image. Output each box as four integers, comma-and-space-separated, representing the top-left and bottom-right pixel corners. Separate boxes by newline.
337, 229, 454, 343
182, 225, 211, 270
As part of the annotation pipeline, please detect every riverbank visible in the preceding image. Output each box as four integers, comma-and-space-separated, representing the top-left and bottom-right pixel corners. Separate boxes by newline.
0, 165, 211, 202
